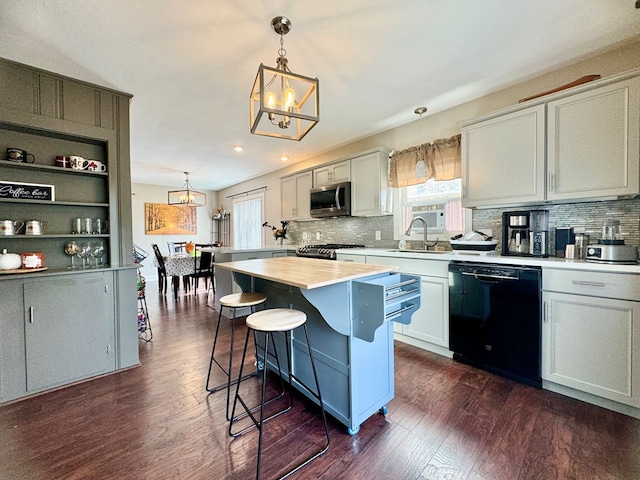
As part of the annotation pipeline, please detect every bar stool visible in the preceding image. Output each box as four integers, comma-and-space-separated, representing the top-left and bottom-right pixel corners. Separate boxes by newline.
229, 308, 330, 480
205, 292, 267, 420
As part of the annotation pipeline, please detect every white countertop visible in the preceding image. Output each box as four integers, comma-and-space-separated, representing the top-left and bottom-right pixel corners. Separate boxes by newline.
337, 248, 640, 274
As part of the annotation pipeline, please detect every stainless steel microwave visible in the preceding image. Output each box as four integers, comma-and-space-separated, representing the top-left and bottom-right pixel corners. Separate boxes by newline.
310, 182, 351, 218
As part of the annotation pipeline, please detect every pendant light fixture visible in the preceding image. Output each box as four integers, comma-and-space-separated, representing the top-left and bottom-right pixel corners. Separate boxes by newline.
414, 107, 428, 179
167, 172, 206, 207
250, 16, 319, 141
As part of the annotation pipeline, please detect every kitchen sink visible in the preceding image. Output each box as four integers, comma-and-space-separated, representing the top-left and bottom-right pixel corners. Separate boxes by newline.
386, 249, 450, 254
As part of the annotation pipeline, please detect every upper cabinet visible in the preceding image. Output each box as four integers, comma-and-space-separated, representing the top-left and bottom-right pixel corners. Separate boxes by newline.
546, 78, 640, 201
461, 105, 546, 207
313, 159, 351, 187
351, 149, 392, 216
0, 59, 119, 130
281, 170, 313, 221
461, 71, 640, 208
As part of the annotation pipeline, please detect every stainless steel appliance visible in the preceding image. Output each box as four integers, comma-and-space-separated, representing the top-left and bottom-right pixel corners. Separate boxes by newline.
310, 182, 351, 218
449, 261, 542, 387
586, 217, 639, 264
586, 244, 639, 264
501, 210, 549, 257
295, 243, 365, 260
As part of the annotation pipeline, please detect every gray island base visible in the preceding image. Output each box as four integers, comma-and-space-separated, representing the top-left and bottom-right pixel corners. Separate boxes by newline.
215, 257, 421, 434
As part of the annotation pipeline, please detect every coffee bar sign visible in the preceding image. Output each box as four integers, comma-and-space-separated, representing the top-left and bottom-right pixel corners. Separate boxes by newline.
0, 181, 55, 201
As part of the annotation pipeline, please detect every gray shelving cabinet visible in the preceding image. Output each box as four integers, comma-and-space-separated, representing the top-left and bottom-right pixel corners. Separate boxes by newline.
0, 58, 138, 404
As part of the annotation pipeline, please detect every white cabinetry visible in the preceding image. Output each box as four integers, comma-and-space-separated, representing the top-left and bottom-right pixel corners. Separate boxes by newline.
350, 149, 392, 216
546, 78, 640, 200
461, 105, 545, 207
313, 159, 350, 187
335, 253, 366, 263
280, 171, 312, 221
542, 268, 640, 411
461, 72, 640, 207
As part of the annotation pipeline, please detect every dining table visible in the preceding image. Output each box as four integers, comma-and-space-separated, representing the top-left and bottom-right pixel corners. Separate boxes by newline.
154, 253, 196, 300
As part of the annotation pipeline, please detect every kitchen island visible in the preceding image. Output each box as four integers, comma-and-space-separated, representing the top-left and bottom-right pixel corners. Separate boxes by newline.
214, 256, 421, 434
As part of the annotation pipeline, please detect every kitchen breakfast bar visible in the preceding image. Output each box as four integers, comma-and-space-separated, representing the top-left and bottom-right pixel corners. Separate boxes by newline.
214, 256, 421, 434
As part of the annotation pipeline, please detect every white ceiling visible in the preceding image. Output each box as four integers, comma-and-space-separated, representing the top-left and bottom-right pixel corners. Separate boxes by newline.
1, 1, 639, 191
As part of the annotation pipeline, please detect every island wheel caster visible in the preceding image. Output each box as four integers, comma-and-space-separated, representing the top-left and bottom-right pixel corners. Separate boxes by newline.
379, 405, 388, 415
347, 425, 360, 436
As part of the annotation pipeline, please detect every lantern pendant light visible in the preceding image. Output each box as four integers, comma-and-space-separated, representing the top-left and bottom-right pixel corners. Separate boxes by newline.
167, 172, 206, 207
249, 16, 319, 141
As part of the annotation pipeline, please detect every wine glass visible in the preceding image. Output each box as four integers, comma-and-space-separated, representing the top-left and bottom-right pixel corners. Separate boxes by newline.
91, 241, 105, 267
64, 241, 79, 268
77, 242, 92, 268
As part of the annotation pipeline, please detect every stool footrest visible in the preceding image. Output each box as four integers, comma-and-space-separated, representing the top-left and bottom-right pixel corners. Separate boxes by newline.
206, 370, 258, 393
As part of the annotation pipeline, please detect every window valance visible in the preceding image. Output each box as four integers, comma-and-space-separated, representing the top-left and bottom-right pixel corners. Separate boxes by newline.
388, 134, 461, 188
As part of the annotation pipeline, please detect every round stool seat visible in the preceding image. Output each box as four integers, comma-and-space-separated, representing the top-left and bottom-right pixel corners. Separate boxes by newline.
246, 308, 306, 332
219, 292, 267, 308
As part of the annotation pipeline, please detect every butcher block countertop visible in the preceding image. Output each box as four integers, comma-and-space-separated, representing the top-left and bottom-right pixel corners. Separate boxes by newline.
214, 256, 397, 290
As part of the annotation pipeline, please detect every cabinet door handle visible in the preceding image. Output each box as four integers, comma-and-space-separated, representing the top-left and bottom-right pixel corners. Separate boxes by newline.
548, 172, 554, 192
105, 284, 108, 293
29, 306, 34, 323
543, 301, 548, 323
571, 280, 606, 287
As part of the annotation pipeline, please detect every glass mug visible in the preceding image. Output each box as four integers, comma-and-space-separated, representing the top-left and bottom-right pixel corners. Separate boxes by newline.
94, 219, 108, 234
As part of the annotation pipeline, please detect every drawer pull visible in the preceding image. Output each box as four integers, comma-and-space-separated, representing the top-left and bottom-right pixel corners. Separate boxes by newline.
571, 280, 606, 287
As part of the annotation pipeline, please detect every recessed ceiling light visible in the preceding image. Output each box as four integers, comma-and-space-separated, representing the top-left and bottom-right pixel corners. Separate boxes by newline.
233, 145, 244, 152
281, 156, 289, 162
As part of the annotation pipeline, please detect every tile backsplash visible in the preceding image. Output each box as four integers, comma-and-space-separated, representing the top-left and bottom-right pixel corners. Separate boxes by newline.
472, 198, 640, 254
287, 197, 640, 256
287, 216, 396, 248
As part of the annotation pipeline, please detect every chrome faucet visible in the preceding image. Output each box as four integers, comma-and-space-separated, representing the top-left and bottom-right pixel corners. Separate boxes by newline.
404, 217, 438, 251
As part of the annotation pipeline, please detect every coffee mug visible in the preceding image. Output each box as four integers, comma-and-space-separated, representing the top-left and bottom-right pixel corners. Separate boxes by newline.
70, 156, 88, 170
86, 160, 107, 172
6, 148, 35, 163
55, 155, 70, 168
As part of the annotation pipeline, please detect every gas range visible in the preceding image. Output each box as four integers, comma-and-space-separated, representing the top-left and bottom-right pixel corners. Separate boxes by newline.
295, 244, 365, 260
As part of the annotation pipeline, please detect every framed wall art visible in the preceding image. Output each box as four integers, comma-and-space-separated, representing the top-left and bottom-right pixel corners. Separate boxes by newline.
144, 203, 197, 235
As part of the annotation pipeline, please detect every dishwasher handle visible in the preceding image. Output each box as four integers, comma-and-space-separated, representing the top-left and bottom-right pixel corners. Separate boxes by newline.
461, 271, 517, 282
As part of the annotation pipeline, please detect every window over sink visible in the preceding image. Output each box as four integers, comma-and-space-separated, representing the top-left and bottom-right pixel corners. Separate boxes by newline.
393, 178, 470, 242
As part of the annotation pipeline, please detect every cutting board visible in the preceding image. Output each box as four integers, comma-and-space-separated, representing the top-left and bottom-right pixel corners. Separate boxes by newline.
0, 267, 48, 275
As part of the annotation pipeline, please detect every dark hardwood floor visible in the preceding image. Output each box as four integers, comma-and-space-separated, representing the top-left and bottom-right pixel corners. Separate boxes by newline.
2, 281, 640, 479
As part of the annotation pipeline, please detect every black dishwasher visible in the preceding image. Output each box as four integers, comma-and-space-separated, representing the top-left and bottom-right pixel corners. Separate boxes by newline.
449, 261, 542, 387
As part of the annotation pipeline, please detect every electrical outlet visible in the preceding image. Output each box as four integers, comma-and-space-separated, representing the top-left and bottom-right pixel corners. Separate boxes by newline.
316, 231, 321, 240
375, 230, 381, 240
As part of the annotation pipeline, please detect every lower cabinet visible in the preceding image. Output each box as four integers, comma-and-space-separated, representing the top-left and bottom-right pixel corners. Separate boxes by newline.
542, 268, 640, 410
24, 273, 115, 392
0, 269, 137, 404
401, 275, 448, 347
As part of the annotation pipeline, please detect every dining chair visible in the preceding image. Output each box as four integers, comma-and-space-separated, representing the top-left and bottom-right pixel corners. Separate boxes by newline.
167, 241, 187, 254
151, 244, 168, 295
190, 244, 215, 295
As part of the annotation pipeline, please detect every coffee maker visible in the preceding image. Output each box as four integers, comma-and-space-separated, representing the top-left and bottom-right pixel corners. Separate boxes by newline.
529, 210, 550, 257
502, 210, 550, 257
502, 211, 530, 256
